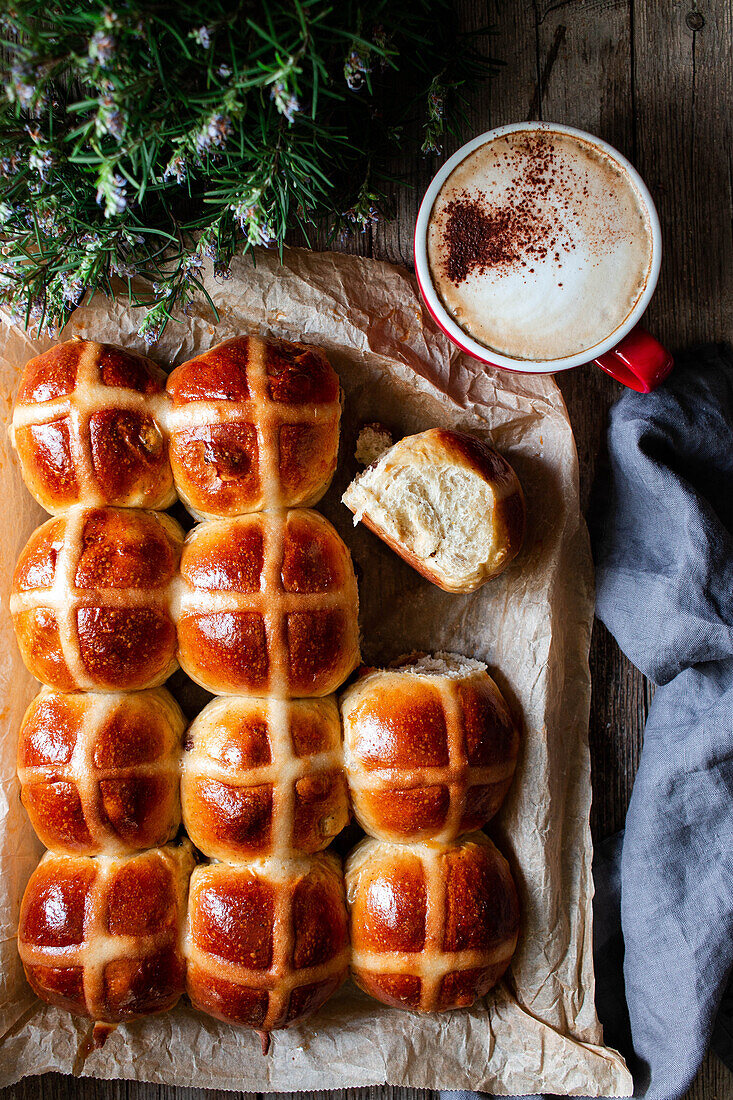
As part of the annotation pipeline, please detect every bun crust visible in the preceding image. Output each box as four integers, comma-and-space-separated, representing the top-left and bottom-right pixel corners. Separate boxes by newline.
346, 833, 519, 1012
18, 842, 195, 1023
342, 428, 525, 593
185, 852, 349, 1031
175, 509, 359, 697
341, 656, 518, 841
11, 507, 183, 691
181, 695, 348, 859
18, 688, 184, 855
167, 335, 341, 519
12, 340, 174, 513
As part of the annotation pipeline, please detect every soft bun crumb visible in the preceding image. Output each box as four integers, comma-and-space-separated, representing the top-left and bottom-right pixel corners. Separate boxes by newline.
342, 428, 525, 593
355, 422, 394, 466
391, 650, 487, 678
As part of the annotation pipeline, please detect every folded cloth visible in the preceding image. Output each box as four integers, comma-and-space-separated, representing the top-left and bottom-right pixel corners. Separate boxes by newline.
589, 344, 733, 1099
440, 346, 733, 1100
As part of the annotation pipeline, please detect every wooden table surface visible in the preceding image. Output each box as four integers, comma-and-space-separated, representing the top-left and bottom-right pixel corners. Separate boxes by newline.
3, 1, 732, 1098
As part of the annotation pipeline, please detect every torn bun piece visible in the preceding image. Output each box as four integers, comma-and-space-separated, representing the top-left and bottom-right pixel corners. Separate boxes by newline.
345, 832, 519, 1012
185, 852, 350, 1034
181, 695, 349, 859
17, 687, 185, 856
341, 653, 518, 842
166, 334, 341, 520
18, 841, 194, 1032
12, 339, 174, 514
11, 506, 183, 692
342, 428, 525, 593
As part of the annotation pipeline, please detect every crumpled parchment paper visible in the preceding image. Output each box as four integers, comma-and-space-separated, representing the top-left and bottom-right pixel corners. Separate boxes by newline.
0, 247, 632, 1096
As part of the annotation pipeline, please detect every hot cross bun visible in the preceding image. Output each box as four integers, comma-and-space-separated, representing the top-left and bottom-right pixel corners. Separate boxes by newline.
18, 841, 195, 1032
174, 509, 359, 697
18, 688, 184, 855
11, 506, 183, 692
181, 695, 348, 859
12, 339, 174, 513
341, 654, 519, 842
185, 852, 349, 1038
346, 832, 519, 1012
166, 335, 341, 519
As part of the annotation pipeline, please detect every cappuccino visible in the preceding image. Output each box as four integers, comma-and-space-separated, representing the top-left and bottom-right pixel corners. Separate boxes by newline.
426, 128, 654, 362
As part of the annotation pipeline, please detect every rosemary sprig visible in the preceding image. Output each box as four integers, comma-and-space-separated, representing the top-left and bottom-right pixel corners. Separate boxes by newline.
0, 0, 499, 340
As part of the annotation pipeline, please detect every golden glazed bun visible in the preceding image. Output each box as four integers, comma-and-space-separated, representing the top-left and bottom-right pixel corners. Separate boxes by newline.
181, 695, 349, 859
342, 428, 525, 593
18, 841, 195, 1027
166, 335, 341, 520
346, 833, 519, 1012
18, 688, 184, 855
11, 506, 183, 692
341, 653, 518, 842
175, 509, 359, 697
12, 339, 174, 514
185, 852, 349, 1034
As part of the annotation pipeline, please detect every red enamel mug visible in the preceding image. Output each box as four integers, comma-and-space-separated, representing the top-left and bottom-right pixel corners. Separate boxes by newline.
414, 122, 673, 393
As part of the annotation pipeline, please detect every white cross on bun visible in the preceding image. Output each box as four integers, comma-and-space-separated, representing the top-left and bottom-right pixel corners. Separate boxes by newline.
174, 509, 360, 697
346, 832, 519, 1013
18, 841, 195, 1031
18, 687, 184, 856
11, 339, 174, 514
11, 506, 183, 692
181, 695, 349, 859
341, 653, 519, 842
166, 335, 341, 520
185, 852, 349, 1035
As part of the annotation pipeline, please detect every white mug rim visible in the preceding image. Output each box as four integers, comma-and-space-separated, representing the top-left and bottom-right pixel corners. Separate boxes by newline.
413, 121, 663, 373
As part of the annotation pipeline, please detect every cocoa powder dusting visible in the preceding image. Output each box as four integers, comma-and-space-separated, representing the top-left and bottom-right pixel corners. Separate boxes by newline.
443, 197, 553, 283
440, 134, 575, 285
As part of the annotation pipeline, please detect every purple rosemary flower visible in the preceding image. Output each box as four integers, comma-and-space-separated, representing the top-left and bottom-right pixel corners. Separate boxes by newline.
96, 171, 127, 217
60, 273, 85, 306
138, 303, 167, 344
8, 64, 36, 109
163, 154, 187, 184
89, 29, 116, 67
344, 46, 371, 91
190, 26, 212, 49
28, 147, 54, 182
231, 198, 274, 246
270, 80, 300, 124
182, 253, 204, 278
110, 257, 137, 278
96, 95, 126, 141
0, 153, 21, 178
195, 114, 232, 155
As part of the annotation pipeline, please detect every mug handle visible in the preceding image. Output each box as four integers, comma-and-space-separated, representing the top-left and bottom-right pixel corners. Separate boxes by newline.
594, 325, 674, 393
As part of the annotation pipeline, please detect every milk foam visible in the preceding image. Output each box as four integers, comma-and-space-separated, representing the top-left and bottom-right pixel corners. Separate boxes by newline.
427, 130, 654, 361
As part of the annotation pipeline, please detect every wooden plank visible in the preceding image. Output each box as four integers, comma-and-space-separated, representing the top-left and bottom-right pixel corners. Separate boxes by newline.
688, 1050, 733, 1100
634, 0, 733, 349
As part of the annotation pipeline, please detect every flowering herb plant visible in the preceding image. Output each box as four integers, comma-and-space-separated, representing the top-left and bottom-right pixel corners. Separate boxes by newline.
0, 1, 496, 340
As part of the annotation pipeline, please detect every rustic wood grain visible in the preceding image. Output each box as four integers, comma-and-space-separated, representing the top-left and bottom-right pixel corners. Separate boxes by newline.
2, 1, 731, 1098
634, 0, 733, 350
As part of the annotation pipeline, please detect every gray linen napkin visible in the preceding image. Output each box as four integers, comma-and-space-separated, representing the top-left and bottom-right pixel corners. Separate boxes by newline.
590, 343, 733, 1098
440, 344, 733, 1100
